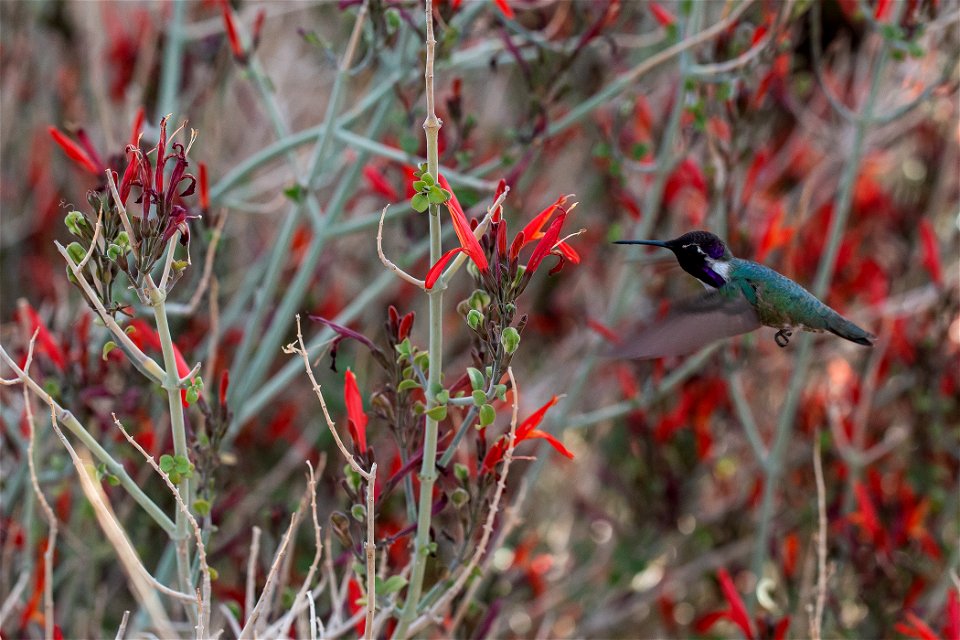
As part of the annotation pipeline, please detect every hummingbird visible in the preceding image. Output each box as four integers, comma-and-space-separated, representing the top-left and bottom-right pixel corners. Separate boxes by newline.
613, 230, 875, 359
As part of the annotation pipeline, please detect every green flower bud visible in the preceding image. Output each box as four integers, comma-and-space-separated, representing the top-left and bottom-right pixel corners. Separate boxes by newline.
467, 309, 483, 330
501, 327, 520, 354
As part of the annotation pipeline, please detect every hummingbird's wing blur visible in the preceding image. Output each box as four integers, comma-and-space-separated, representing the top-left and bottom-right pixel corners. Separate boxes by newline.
613, 288, 761, 359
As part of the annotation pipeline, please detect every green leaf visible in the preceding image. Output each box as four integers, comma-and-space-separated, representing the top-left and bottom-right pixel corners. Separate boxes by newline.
193, 499, 212, 516
425, 404, 447, 421
102, 341, 117, 360
397, 379, 420, 392
427, 185, 448, 204
382, 575, 408, 595
479, 403, 496, 427
435, 389, 450, 404
107, 474, 121, 486
159, 454, 175, 473
494, 384, 507, 401
412, 180, 426, 192
472, 390, 487, 406
467, 367, 484, 390
411, 193, 430, 213
420, 172, 435, 187
454, 463, 469, 483
283, 184, 306, 202
351, 504, 366, 521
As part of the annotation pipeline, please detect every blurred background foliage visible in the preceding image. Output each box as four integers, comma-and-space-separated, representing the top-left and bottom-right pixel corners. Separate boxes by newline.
1, 0, 958, 638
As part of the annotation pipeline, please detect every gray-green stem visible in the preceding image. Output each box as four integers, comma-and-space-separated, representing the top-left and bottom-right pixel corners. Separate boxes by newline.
147, 277, 195, 604
394, 2, 443, 636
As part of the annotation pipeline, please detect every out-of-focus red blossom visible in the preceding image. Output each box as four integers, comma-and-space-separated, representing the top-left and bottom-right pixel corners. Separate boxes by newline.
895, 612, 940, 640
218, 370, 230, 407
663, 158, 708, 226
347, 578, 365, 636
945, 590, 960, 640
344, 369, 368, 453
363, 164, 399, 201
648, 1, 675, 27
492, 0, 514, 19
752, 53, 789, 108
511, 536, 552, 597
102, 5, 149, 101
435, 173, 489, 273
695, 569, 756, 640
125, 319, 191, 406
16, 301, 67, 372
918, 220, 943, 286
482, 395, 574, 473
741, 147, 770, 207
654, 378, 726, 460
875, 0, 894, 20
586, 318, 620, 344
850, 480, 884, 545
754, 203, 794, 263
220, 0, 245, 61
781, 532, 799, 578
48, 126, 102, 175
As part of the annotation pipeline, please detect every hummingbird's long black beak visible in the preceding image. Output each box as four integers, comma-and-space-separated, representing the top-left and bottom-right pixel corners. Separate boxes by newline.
613, 239, 671, 248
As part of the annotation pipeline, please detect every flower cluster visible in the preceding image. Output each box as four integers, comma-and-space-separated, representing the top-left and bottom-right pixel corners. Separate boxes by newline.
53, 115, 202, 312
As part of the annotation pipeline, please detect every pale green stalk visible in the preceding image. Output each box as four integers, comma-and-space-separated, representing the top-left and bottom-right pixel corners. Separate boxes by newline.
394, 3, 443, 636
146, 276, 195, 602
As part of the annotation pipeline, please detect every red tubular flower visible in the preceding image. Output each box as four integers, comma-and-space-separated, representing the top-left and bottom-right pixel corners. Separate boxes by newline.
198, 162, 210, 211
518, 195, 568, 248
17, 302, 67, 372
717, 569, 755, 640
492, 0, 515, 19
425, 247, 464, 290
919, 219, 942, 286
344, 369, 368, 453
526, 212, 567, 275
363, 164, 399, 201
649, 2, 675, 28
895, 612, 940, 640
437, 173, 489, 272
482, 395, 573, 472
220, 0, 245, 61
49, 127, 101, 175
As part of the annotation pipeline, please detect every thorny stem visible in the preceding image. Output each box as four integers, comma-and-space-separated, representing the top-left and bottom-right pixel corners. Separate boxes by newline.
395, 2, 442, 636
811, 431, 828, 640
285, 314, 377, 638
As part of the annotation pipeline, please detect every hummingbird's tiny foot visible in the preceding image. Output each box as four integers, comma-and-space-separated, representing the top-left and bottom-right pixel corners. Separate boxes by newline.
775, 329, 792, 348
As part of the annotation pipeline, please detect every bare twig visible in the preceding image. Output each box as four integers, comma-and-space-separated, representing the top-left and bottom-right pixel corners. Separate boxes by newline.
22, 330, 58, 640
811, 433, 828, 640
378, 205, 426, 289
114, 610, 130, 640
284, 313, 377, 638
262, 463, 326, 638
181, 209, 229, 314
245, 526, 261, 625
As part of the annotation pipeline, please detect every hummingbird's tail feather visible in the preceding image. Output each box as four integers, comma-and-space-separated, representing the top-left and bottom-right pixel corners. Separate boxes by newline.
826, 316, 875, 346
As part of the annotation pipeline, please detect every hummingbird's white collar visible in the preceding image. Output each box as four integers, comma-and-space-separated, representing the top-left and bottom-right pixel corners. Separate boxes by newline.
706, 258, 731, 282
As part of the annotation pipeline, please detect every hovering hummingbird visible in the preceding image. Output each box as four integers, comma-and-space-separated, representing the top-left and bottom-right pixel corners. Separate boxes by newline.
613, 230, 875, 359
